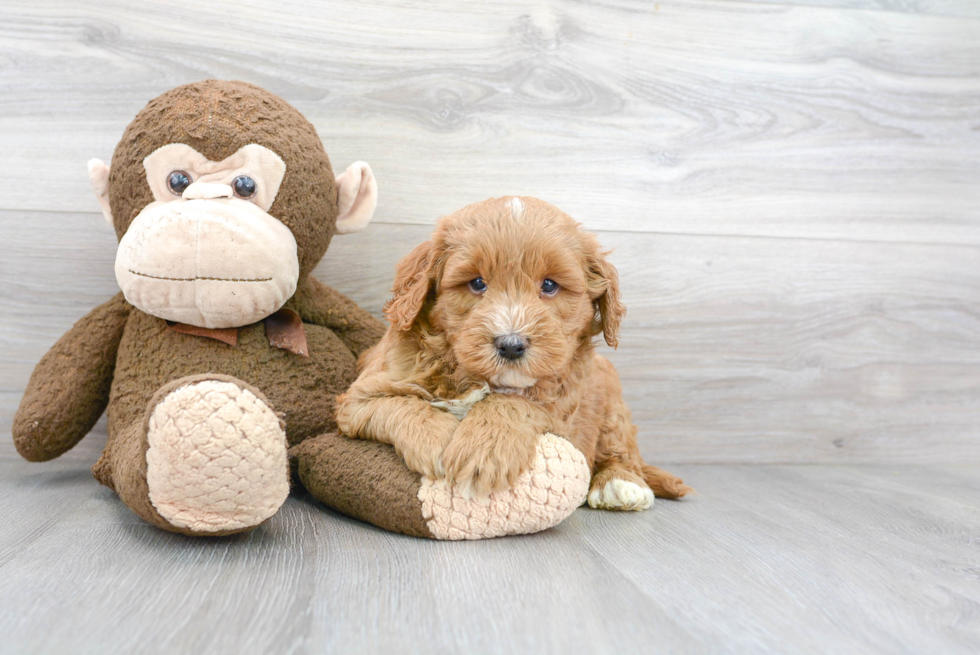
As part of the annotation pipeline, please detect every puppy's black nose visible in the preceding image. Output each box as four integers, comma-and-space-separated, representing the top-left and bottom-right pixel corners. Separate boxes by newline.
495, 334, 528, 361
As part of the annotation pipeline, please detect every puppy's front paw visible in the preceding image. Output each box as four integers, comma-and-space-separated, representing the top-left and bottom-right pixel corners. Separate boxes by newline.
588, 478, 655, 511
395, 409, 459, 479
442, 424, 537, 498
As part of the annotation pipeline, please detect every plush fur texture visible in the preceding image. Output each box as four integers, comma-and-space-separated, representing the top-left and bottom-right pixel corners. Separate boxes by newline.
14, 82, 588, 539
143, 374, 290, 534
14, 81, 385, 536
293, 431, 591, 540
106, 80, 338, 278
417, 433, 591, 540
13, 293, 131, 462
337, 196, 692, 503
291, 432, 436, 538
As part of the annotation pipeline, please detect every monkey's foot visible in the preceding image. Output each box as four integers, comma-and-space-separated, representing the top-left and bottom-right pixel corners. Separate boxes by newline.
145, 378, 289, 533
418, 433, 591, 540
292, 432, 590, 540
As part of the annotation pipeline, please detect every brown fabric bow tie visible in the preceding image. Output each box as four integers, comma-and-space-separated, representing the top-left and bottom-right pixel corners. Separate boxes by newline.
167, 307, 309, 357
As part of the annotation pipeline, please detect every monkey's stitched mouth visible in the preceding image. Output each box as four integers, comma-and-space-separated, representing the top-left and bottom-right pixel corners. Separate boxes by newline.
129, 270, 272, 282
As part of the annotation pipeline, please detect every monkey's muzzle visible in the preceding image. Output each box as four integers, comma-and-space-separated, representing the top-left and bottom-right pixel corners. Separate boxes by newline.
114, 198, 299, 329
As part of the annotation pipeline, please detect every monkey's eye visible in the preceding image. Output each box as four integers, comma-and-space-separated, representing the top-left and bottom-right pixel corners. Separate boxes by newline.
468, 277, 487, 294
233, 175, 257, 199
167, 171, 192, 195
541, 279, 559, 296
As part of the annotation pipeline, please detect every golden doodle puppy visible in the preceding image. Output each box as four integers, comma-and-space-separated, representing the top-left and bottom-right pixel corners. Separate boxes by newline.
337, 196, 690, 509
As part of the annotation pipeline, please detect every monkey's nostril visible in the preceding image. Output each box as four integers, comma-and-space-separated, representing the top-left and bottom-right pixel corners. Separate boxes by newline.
494, 334, 528, 361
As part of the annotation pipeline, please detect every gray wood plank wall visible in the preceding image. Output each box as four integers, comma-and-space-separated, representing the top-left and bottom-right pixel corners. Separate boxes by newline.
1, 0, 978, 464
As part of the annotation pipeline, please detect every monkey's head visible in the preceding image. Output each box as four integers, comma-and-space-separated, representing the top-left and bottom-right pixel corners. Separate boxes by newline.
88, 80, 377, 329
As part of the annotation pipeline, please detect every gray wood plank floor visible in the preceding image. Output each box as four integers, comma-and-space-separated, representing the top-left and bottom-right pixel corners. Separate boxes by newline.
1, 437, 977, 655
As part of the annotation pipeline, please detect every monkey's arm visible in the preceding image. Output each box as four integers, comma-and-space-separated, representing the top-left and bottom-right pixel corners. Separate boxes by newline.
13, 292, 131, 461
292, 276, 387, 359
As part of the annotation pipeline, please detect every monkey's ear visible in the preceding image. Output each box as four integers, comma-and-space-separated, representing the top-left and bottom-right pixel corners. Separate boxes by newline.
334, 161, 378, 235
87, 159, 113, 226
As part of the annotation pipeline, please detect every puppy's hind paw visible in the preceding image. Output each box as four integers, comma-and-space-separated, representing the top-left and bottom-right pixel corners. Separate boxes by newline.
588, 478, 655, 511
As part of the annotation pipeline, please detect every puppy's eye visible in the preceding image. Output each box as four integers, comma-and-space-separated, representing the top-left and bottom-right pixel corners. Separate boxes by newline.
233, 175, 257, 199
468, 277, 487, 294
167, 171, 192, 195
541, 279, 559, 296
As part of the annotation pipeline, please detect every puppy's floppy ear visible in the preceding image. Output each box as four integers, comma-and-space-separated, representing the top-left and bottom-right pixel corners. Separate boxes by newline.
586, 245, 627, 348
384, 239, 436, 330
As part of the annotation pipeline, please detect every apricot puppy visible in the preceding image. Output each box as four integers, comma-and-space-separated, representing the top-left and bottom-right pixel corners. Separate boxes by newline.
337, 196, 690, 509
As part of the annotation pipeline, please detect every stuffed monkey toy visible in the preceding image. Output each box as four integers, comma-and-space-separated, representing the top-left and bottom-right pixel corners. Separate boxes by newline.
12, 80, 589, 539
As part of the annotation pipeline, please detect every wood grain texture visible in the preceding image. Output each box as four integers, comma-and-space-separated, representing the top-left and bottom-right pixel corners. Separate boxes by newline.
0, 440, 977, 655
3, 211, 978, 463
748, 0, 980, 18
3, 1, 977, 462
0, 0, 978, 244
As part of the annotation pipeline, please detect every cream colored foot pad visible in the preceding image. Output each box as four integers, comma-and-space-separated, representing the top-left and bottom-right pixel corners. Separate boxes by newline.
418, 433, 591, 540
145, 380, 289, 532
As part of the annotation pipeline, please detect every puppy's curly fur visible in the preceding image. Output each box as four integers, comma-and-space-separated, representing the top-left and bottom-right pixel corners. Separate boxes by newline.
337, 197, 691, 508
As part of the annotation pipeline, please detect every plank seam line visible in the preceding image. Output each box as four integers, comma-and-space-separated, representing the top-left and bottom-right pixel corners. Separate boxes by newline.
5, 210, 980, 250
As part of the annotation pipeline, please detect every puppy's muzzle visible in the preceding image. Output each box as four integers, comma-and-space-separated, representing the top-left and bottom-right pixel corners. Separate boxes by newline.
494, 334, 528, 361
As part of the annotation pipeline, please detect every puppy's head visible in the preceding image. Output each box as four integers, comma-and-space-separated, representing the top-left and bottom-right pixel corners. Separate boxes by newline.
384, 197, 625, 390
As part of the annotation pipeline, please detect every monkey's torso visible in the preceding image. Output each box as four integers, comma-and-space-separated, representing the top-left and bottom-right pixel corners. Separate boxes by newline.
107, 308, 358, 447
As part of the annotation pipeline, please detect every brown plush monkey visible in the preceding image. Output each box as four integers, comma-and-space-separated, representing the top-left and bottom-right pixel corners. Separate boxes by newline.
12, 80, 588, 539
